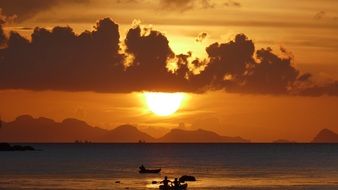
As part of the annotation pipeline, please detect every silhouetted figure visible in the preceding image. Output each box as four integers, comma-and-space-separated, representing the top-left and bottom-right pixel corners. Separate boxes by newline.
173, 178, 180, 190
139, 164, 145, 171
160, 176, 171, 190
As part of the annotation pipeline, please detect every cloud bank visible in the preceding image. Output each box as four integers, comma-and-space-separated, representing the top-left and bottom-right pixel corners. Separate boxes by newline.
0, 18, 337, 95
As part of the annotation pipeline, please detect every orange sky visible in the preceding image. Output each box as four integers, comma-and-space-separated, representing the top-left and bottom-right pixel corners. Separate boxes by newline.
1, 90, 337, 142
0, 0, 338, 142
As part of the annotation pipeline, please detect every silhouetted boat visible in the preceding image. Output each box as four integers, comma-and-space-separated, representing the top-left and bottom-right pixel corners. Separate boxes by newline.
139, 168, 161, 174
139, 164, 161, 174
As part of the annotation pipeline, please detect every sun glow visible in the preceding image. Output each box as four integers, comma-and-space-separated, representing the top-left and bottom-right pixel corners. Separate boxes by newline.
144, 92, 184, 116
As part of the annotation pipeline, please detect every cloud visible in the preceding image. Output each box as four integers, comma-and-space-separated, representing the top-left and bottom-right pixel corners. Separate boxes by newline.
241, 47, 299, 94
0, 18, 337, 96
314, 11, 326, 20
122, 25, 190, 91
298, 81, 338, 96
195, 32, 208, 42
159, 0, 217, 12
224, 0, 241, 7
159, 0, 195, 12
0, 24, 6, 46
0, 8, 17, 24
0, 0, 89, 22
201, 0, 215, 9
0, 18, 124, 92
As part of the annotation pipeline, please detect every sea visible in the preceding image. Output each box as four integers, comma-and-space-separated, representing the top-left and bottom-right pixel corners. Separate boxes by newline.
1, 143, 338, 190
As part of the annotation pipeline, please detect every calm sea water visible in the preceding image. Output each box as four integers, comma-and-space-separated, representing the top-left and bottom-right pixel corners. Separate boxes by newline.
0, 144, 338, 190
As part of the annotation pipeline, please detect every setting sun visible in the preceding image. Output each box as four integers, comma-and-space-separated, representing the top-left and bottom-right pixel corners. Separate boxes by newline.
144, 92, 184, 116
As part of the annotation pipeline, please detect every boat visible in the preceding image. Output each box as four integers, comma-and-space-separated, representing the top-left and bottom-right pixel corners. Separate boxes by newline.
139, 168, 161, 174
159, 183, 187, 190
139, 165, 161, 174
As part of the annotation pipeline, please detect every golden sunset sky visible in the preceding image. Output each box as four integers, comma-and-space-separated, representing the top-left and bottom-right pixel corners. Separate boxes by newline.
0, 0, 338, 142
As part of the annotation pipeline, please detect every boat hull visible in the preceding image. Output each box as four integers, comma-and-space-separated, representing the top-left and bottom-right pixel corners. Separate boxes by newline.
139, 169, 161, 174
159, 183, 187, 190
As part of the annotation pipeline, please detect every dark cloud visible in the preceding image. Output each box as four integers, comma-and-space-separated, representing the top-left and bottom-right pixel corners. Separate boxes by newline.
196, 32, 208, 42
0, 0, 89, 22
298, 82, 338, 96
201, 0, 215, 9
0, 24, 6, 46
241, 47, 299, 94
0, 18, 190, 93
0, 18, 337, 96
314, 11, 326, 20
187, 34, 255, 92
182, 34, 307, 95
159, 0, 217, 12
0, 18, 125, 92
298, 73, 312, 82
159, 0, 195, 12
224, 0, 241, 7
122, 25, 190, 91
0, 8, 17, 24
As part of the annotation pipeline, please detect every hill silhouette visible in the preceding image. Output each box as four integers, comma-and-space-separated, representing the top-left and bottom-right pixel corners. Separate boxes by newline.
0, 115, 250, 143
157, 128, 249, 143
0, 115, 106, 142
312, 129, 338, 143
97, 124, 155, 142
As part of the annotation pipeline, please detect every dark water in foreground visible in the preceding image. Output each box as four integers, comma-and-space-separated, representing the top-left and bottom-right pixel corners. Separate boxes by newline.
0, 144, 338, 190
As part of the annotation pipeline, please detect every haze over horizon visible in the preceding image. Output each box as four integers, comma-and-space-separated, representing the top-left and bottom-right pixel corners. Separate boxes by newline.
0, 0, 338, 142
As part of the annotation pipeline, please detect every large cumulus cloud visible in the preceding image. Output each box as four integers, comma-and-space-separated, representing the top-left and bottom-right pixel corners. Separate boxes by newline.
0, 18, 337, 96
123, 25, 190, 91
0, 18, 125, 92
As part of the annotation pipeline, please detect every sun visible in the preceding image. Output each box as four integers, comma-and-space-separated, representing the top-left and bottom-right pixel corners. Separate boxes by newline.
144, 92, 184, 116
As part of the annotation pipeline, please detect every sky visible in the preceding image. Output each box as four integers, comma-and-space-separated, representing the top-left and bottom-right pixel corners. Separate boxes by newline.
0, 0, 337, 142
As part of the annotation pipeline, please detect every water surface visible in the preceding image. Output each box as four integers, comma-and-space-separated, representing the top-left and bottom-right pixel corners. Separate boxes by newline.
1, 143, 338, 189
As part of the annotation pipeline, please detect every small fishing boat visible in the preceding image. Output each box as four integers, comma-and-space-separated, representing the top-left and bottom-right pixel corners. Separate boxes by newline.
139, 165, 161, 174
139, 168, 161, 174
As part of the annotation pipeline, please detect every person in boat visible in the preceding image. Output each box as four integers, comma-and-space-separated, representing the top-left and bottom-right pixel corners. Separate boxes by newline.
139, 164, 146, 171
160, 176, 172, 190
173, 178, 181, 190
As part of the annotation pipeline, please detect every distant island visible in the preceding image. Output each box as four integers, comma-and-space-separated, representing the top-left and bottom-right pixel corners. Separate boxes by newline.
1, 115, 337, 143
158, 128, 249, 143
0, 143, 35, 151
312, 129, 338, 143
0, 115, 249, 143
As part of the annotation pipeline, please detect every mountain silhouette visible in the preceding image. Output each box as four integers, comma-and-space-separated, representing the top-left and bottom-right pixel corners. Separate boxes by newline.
0, 115, 249, 143
0, 115, 106, 142
97, 124, 155, 142
312, 129, 338, 143
157, 128, 249, 143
